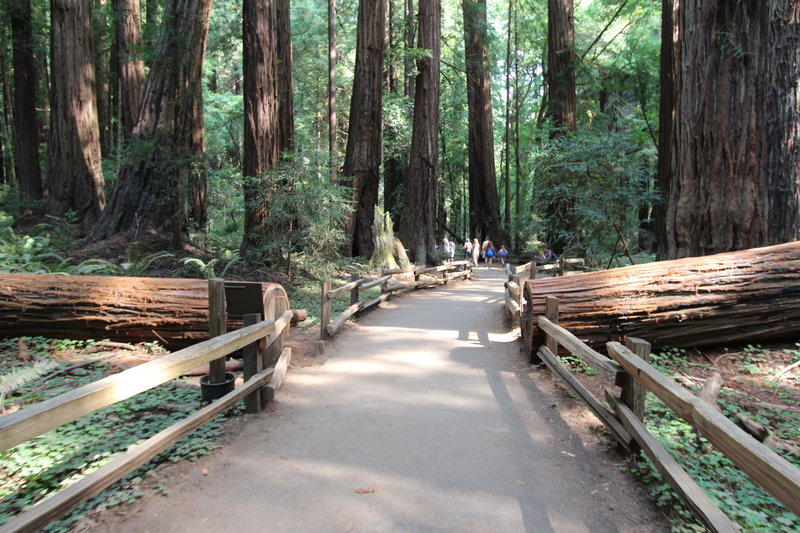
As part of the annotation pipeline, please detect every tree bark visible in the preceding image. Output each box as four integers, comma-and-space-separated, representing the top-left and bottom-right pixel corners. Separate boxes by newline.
546, 0, 576, 133
47, 0, 106, 231
398, 0, 439, 264
463, 0, 507, 246
114, 0, 145, 138
383, 0, 406, 227
342, 0, 385, 258
276, 0, 294, 156
94, 0, 112, 155
8, 0, 43, 202
523, 242, 800, 350
87, 0, 212, 245
658, 0, 800, 259
0, 274, 290, 349
241, 0, 279, 256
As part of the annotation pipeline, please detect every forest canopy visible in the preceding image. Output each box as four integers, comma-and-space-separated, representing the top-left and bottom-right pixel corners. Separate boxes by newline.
0, 0, 796, 271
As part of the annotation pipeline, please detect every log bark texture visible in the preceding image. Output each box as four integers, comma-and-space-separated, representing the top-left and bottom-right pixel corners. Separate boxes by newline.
524, 242, 800, 349
0, 274, 290, 349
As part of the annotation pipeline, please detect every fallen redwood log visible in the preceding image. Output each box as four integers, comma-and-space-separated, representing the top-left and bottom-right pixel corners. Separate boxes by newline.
524, 242, 800, 349
0, 274, 290, 349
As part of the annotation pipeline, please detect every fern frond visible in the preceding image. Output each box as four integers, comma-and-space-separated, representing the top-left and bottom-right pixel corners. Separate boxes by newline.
0, 360, 60, 395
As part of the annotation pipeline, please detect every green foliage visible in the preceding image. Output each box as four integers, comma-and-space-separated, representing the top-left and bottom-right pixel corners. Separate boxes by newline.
530, 131, 657, 260
180, 249, 240, 279
0, 337, 237, 529
626, 344, 800, 532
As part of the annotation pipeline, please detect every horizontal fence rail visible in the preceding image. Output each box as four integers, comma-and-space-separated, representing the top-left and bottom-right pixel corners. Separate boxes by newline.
0, 295, 293, 532
321, 261, 473, 339
523, 292, 800, 531
0, 311, 293, 452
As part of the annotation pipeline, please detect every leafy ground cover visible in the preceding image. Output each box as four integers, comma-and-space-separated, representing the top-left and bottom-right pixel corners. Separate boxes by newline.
0, 337, 240, 531
566, 343, 800, 532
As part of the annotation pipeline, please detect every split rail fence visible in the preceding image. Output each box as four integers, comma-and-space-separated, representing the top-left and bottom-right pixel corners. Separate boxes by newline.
0, 279, 293, 533
321, 261, 473, 339
515, 286, 800, 532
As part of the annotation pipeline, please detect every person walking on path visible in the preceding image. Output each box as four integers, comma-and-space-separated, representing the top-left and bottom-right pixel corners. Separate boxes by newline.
481, 237, 491, 265
463, 239, 473, 261
499, 245, 509, 266
485, 242, 496, 270
471, 238, 480, 266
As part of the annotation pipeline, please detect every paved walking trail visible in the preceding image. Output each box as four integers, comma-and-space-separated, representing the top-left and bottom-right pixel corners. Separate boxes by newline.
100, 268, 668, 533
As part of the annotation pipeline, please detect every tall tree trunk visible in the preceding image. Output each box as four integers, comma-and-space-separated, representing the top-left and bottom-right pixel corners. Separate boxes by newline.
653, 0, 673, 258
241, 0, 279, 256
463, 0, 506, 245
47, 0, 106, 231
0, 40, 12, 186
399, 0, 439, 264
276, 0, 293, 156
383, 0, 406, 226
88, 0, 212, 245
95, 0, 112, 155
342, 0, 385, 258
659, 0, 800, 259
541, 0, 576, 254
114, 0, 145, 138
546, 0, 576, 133
502, 0, 512, 234
327, 0, 337, 180
8, 0, 43, 202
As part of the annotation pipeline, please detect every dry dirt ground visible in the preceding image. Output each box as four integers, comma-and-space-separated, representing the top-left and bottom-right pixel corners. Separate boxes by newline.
82, 268, 669, 533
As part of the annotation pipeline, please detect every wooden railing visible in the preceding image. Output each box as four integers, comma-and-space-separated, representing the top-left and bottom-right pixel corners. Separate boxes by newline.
504, 259, 586, 323
320, 261, 473, 339
524, 293, 800, 532
0, 281, 293, 533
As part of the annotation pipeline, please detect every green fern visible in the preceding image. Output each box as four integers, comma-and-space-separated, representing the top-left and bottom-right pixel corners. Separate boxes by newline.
0, 360, 60, 395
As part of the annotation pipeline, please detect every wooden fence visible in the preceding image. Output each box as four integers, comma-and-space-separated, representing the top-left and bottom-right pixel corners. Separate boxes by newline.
321, 261, 473, 339
521, 292, 800, 532
0, 280, 293, 533
503, 259, 585, 323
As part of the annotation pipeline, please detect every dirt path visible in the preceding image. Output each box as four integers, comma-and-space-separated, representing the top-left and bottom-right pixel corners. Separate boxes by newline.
90, 268, 668, 533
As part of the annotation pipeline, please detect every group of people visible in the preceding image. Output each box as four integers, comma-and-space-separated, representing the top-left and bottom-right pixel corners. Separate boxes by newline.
461, 237, 507, 270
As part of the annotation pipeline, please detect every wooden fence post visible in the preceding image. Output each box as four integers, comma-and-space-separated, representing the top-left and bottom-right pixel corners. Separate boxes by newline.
320, 281, 331, 340
208, 279, 227, 383
619, 337, 651, 421
545, 295, 559, 356
242, 313, 262, 413
351, 273, 360, 314
529, 263, 536, 280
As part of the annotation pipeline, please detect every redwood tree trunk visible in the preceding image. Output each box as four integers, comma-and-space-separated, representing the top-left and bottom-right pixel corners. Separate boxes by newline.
383, 0, 407, 227
276, 0, 294, 156
342, 0, 385, 258
659, 0, 800, 259
463, 0, 506, 245
546, 0, 576, 133
9, 0, 43, 203
0, 274, 290, 349
47, 0, 106, 231
88, 0, 212, 244
241, 0, 279, 256
523, 242, 800, 349
114, 0, 145, 138
399, 0, 439, 264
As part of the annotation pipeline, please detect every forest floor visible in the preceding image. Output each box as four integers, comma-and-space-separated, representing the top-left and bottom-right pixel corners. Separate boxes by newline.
1, 266, 798, 531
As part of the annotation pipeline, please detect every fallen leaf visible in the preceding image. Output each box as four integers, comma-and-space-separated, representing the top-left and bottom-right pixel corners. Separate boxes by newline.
202, 468, 209, 476
355, 486, 381, 494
